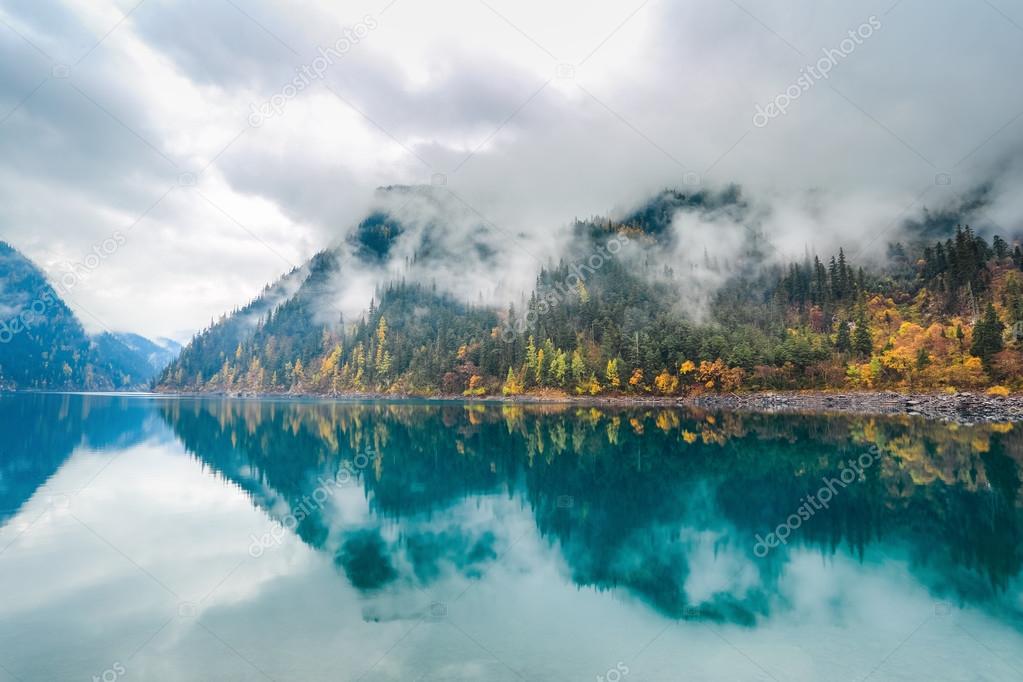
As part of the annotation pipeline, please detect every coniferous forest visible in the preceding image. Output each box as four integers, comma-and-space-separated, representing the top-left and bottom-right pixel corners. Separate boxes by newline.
156, 188, 1023, 399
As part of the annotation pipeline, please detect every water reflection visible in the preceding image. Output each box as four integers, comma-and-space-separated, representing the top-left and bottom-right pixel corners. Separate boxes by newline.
156, 399, 1023, 627
0, 393, 156, 524
2, 394, 1023, 680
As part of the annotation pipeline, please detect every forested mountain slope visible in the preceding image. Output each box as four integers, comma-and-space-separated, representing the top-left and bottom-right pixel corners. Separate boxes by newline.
156, 187, 1023, 397
0, 242, 179, 389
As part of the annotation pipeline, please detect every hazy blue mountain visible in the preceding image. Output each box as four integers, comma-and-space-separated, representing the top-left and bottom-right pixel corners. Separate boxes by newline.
109, 332, 181, 373
0, 241, 99, 389
0, 241, 177, 390
154, 337, 183, 355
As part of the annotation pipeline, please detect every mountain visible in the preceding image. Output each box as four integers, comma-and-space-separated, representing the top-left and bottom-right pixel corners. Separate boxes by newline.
108, 333, 181, 374
89, 332, 182, 387
156, 187, 1023, 397
616, 185, 749, 243
155, 337, 183, 356
0, 242, 180, 390
159, 186, 502, 391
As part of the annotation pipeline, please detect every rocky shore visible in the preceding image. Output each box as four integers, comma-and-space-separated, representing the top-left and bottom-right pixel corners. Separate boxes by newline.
148, 387, 1023, 423
688, 391, 1023, 424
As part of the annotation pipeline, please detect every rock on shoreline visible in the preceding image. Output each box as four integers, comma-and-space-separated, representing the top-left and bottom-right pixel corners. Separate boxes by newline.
688, 391, 1023, 424
145, 387, 1023, 424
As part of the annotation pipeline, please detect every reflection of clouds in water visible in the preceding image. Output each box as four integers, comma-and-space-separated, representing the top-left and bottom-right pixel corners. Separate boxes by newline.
4, 395, 1023, 681
625, 548, 1023, 681
161, 398, 1023, 631
0, 437, 330, 679
336, 494, 530, 623
679, 483, 761, 608
777, 549, 933, 628
682, 528, 759, 606
545, 480, 771, 622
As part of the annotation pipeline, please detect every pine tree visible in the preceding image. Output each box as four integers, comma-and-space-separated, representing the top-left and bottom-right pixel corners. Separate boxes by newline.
524, 336, 537, 381
570, 349, 587, 387
852, 310, 872, 357
835, 320, 851, 354
970, 302, 1005, 369
549, 349, 567, 387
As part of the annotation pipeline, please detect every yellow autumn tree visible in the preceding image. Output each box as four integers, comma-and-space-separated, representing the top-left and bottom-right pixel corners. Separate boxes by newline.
502, 367, 523, 395
628, 368, 644, 392
605, 358, 620, 388
464, 374, 485, 396
654, 369, 679, 394
374, 317, 391, 379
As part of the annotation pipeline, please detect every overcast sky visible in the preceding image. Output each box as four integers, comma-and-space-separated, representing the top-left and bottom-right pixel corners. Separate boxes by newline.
1, 0, 1022, 341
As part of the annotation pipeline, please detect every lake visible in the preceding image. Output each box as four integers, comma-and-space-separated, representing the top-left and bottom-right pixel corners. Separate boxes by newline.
0, 393, 1021, 681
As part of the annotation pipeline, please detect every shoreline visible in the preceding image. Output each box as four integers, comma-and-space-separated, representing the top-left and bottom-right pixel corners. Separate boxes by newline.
7, 387, 1020, 423
139, 388, 1023, 424
687, 391, 1023, 424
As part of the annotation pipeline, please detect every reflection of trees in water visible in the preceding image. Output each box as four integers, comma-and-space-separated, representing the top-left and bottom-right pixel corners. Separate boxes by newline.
159, 400, 1022, 622
0, 393, 152, 525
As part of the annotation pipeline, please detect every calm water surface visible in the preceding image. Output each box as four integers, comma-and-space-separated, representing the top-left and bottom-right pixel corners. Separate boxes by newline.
1, 393, 1022, 681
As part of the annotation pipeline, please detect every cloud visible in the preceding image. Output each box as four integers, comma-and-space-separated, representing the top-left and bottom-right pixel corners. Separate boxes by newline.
0, 0, 1021, 339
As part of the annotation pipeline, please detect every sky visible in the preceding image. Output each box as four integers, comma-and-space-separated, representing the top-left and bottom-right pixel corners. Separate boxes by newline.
0, 0, 1022, 341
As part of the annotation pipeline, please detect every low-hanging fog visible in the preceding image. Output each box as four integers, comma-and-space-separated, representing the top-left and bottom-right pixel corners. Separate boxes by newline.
1, 0, 1021, 339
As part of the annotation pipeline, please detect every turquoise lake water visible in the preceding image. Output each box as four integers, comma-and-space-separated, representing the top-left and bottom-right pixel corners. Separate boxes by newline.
0, 393, 1021, 681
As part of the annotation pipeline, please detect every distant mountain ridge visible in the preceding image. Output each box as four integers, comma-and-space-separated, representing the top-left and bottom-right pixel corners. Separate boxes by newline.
109, 333, 182, 373
0, 241, 180, 390
156, 185, 1023, 398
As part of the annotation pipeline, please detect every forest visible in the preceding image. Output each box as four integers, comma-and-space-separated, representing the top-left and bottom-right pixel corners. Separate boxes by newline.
157, 204, 1023, 399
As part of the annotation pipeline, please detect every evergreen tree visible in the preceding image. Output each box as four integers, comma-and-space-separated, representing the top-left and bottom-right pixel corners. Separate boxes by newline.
835, 320, 851, 354
852, 310, 872, 357
570, 349, 587, 387
970, 303, 1005, 369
